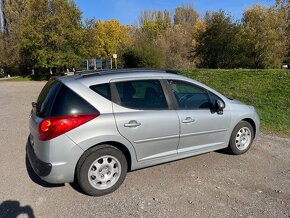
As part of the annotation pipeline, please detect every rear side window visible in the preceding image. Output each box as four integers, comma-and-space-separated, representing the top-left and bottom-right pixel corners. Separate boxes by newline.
115, 80, 168, 110
90, 83, 111, 100
36, 80, 61, 118
50, 84, 98, 117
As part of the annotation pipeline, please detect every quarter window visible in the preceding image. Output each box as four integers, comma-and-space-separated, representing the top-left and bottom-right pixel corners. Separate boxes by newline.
115, 80, 168, 110
168, 80, 210, 109
90, 83, 111, 100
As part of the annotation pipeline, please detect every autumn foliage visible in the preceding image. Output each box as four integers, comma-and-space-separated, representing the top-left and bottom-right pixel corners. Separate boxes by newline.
0, 1, 289, 74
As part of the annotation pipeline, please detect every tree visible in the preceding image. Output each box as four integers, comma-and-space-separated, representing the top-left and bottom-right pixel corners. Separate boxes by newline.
0, 0, 26, 73
83, 19, 131, 60
191, 18, 207, 66
174, 4, 199, 29
20, 0, 84, 72
275, 0, 289, 8
95, 19, 130, 59
155, 4, 199, 69
275, 0, 290, 64
82, 19, 98, 60
134, 5, 199, 69
194, 11, 244, 68
242, 4, 288, 68
158, 26, 194, 69
138, 10, 172, 39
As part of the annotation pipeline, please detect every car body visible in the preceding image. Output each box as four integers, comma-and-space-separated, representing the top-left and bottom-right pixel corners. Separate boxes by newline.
27, 69, 260, 196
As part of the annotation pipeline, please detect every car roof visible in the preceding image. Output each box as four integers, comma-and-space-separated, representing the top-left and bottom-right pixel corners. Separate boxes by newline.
59, 68, 182, 85
58, 68, 228, 101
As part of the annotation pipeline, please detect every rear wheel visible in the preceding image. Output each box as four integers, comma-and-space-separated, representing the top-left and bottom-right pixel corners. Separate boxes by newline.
76, 144, 127, 196
228, 121, 254, 155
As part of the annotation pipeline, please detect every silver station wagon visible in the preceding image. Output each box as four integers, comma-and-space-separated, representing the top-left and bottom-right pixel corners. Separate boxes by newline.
27, 69, 260, 196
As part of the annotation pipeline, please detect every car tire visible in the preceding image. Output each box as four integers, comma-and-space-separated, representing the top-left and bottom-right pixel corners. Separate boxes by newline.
228, 121, 254, 155
76, 144, 127, 196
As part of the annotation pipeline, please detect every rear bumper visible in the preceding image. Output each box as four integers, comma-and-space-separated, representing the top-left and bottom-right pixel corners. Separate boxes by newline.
26, 134, 84, 184
26, 139, 52, 177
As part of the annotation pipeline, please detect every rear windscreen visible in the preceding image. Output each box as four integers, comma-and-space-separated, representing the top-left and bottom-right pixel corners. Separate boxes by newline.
36, 80, 61, 118
36, 80, 98, 118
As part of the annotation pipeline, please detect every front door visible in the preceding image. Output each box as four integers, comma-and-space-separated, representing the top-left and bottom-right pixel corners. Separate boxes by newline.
167, 80, 231, 153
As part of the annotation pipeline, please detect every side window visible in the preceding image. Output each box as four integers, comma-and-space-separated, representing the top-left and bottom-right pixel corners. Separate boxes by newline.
168, 80, 210, 109
115, 80, 168, 110
90, 83, 111, 100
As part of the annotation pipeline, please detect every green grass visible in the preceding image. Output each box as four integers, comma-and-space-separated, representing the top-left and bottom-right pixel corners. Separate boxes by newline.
0, 76, 32, 81
181, 69, 290, 136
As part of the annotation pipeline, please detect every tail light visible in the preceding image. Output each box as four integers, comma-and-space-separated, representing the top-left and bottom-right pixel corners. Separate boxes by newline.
38, 114, 99, 141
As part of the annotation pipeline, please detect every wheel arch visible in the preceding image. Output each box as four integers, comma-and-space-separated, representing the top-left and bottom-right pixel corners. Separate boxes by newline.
96, 141, 132, 172
241, 118, 256, 138
76, 140, 133, 174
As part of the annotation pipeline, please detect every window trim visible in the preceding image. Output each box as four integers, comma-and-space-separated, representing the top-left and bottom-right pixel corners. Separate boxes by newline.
165, 79, 213, 111
110, 79, 171, 110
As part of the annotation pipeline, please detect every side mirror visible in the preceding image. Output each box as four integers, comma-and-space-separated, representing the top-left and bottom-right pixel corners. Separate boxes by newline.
215, 100, 225, 115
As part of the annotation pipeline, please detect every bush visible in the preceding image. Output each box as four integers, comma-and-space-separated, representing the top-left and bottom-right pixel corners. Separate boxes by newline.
122, 43, 166, 68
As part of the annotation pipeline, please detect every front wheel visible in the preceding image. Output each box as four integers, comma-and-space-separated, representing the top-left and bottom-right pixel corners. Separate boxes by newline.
76, 144, 127, 196
228, 121, 254, 155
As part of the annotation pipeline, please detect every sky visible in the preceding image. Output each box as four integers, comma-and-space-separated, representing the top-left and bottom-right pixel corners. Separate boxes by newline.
75, 0, 275, 25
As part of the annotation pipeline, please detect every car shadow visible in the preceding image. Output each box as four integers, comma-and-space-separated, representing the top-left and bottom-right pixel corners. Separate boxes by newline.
69, 182, 87, 195
215, 148, 231, 155
0, 200, 35, 218
25, 140, 64, 188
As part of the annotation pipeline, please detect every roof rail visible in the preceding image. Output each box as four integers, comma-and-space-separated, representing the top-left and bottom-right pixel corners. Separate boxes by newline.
75, 68, 179, 78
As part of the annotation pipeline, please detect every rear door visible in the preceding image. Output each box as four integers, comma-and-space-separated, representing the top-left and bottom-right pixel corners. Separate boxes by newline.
167, 80, 231, 153
112, 79, 180, 161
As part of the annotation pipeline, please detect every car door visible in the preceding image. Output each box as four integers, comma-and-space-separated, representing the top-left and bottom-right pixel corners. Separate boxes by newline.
167, 79, 231, 153
112, 79, 180, 161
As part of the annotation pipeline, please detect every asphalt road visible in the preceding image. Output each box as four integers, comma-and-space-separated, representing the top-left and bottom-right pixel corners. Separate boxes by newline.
0, 81, 289, 218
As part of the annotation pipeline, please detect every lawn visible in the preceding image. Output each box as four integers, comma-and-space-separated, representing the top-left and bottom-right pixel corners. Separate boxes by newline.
181, 69, 290, 136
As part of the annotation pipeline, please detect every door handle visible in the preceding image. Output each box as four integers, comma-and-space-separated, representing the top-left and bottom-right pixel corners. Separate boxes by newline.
182, 117, 195, 124
124, 120, 141, 128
